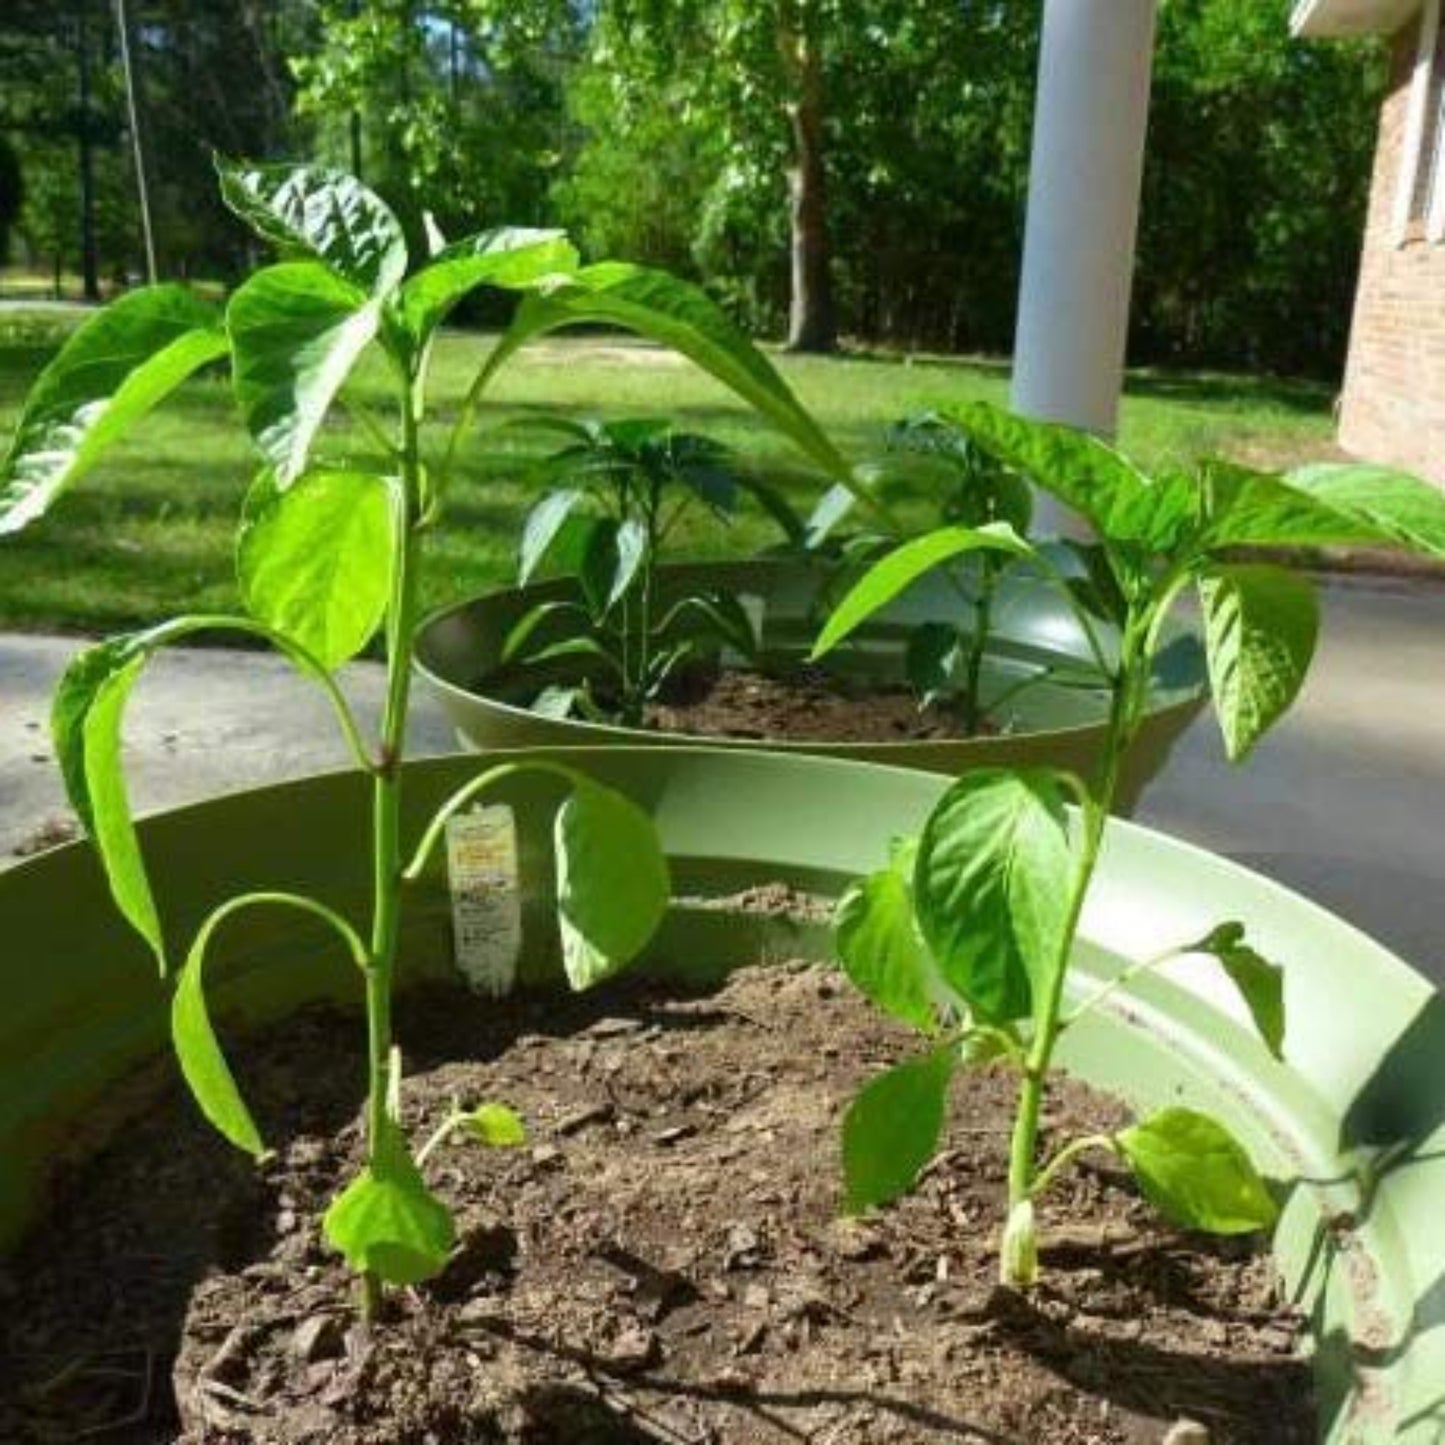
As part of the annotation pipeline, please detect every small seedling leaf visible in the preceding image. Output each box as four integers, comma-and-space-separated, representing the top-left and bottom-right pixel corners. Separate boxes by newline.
238, 468, 394, 669
842, 1046, 954, 1213
217, 158, 408, 296
1198, 563, 1318, 762
227, 261, 379, 483
1116, 1107, 1278, 1235
323, 1122, 455, 1285
0, 286, 226, 536
172, 906, 267, 1157
914, 768, 1073, 1025
555, 781, 670, 990
812, 523, 1031, 660
459, 1102, 527, 1148
834, 844, 940, 1033
1188, 922, 1286, 1059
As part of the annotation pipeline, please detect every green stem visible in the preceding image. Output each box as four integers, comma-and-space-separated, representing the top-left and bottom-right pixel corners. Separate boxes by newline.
360, 380, 424, 1323
962, 565, 994, 735
1030, 1132, 1118, 1202
1001, 606, 1153, 1286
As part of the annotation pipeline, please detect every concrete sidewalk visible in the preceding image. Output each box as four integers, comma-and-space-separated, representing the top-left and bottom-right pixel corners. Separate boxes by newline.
3, 577, 1443, 983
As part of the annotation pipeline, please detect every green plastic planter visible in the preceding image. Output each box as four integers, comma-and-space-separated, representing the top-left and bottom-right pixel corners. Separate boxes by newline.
415, 557, 1208, 811
2, 747, 1440, 1440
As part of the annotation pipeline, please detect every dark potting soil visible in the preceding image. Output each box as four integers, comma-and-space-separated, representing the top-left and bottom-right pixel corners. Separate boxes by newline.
0, 961, 1313, 1445
644, 667, 981, 744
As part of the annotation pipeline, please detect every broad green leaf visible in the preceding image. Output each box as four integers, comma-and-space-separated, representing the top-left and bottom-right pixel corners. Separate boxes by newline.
480, 263, 853, 483
399, 228, 578, 342
1188, 922, 1286, 1060
51, 638, 163, 967
1198, 564, 1318, 762
806, 482, 859, 546
238, 468, 394, 669
1116, 1107, 1278, 1235
947, 401, 1195, 551
227, 261, 379, 483
914, 768, 1073, 1024
842, 1046, 954, 1212
172, 903, 267, 1157
834, 841, 940, 1032
554, 781, 670, 989
812, 523, 1031, 659
1286, 462, 1445, 560
0, 285, 226, 535
458, 1102, 527, 1148
519, 489, 588, 584
1200, 460, 1392, 553
323, 1121, 455, 1284
217, 157, 408, 296
905, 622, 962, 705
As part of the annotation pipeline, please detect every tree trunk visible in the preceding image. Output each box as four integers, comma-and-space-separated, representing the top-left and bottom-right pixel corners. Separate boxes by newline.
75, 0, 100, 301
780, 3, 835, 353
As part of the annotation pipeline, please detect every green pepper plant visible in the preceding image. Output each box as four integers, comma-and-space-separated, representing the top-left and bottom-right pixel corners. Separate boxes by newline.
809, 411, 1115, 735
819, 401, 1445, 1287
503, 416, 804, 726
0, 159, 868, 1320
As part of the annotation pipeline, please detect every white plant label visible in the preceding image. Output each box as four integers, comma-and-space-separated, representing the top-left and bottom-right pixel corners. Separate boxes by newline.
444, 805, 521, 995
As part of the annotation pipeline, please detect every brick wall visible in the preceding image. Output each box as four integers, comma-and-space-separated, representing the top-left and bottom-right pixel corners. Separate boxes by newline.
1338, 17, 1445, 485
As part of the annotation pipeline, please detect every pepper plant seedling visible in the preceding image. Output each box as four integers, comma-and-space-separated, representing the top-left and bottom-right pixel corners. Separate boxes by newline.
824, 401, 1445, 1287
0, 159, 869, 1320
503, 416, 803, 725
809, 411, 1118, 736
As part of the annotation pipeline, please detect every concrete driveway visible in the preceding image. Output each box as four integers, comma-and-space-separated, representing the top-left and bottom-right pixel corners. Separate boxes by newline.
3, 576, 1442, 984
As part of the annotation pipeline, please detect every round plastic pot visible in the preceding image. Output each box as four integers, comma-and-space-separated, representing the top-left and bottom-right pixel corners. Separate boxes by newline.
2, 747, 1439, 1441
414, 557, 1208, 811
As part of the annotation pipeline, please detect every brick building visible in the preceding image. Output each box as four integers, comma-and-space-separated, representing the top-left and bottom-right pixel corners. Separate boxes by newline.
1294, 0, 1445, 483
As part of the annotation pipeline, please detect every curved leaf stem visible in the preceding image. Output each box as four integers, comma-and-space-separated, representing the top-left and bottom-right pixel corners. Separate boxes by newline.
1026, 549, 1114, 679
193, 889, 370, 972
1059, 942, 1188, 1031
401, 758, 584, 882
1030, 1132, 1119, 1202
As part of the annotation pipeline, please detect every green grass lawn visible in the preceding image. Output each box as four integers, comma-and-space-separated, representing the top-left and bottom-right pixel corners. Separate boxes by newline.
0, 306, 1340, 634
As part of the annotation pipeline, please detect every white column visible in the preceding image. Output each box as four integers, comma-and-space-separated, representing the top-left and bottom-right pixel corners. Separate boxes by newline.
1012, 0, 1158, 442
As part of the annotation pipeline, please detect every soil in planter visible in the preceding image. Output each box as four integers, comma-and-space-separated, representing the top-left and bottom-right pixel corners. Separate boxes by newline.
0, 961, 1313, 1445
644, 666, 982, 744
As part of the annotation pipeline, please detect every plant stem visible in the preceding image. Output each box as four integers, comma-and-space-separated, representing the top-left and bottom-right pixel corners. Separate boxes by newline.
961, 563, 995, 735
1001, 606, 1152, 1286
361, 376, 424, 1323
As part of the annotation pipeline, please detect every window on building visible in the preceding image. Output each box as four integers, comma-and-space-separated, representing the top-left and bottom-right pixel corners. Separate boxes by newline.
1396, 0, 1445, 242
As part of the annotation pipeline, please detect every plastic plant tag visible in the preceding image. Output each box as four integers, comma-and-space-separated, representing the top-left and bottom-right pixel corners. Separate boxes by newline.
444, 805, 521, 995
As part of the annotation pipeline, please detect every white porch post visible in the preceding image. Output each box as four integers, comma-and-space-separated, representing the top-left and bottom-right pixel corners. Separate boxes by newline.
1012, 0, 1158, 449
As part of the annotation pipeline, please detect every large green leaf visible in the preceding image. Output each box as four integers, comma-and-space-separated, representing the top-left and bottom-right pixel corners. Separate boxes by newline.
554, 781, 670, 989
398, 228, 578, 342
811, 523, 1031, 659
217, 157, 408, 296
842, 1046, 954, 1213
323, 1121, 455, 1285
238, 468, 394, 668
1198, 563, 1318, 763
479, 263, 852, 482
913, 769, 1073, 1024
51, 638, 162, 967
1186, 922, 1286, 1060
834, 839, 941, 1032
1116, 1107, 1278, 1235
518, 489, 587, 584
0, 285, 226, 535
227, 261, 379, 483
1199, 461, 1388, 553
172, 903, 268, 1157
947, 401, 1195, 551
1286, 462, 1445, 560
